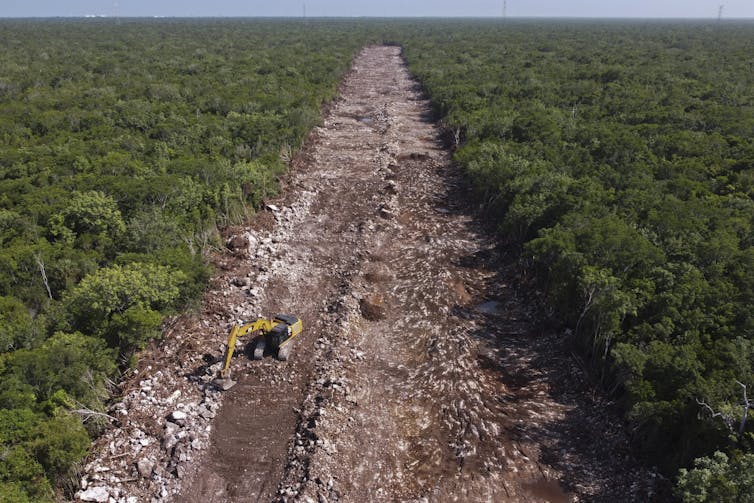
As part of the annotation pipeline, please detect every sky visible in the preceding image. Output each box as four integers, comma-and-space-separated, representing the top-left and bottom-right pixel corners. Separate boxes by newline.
2, 0, 754, 19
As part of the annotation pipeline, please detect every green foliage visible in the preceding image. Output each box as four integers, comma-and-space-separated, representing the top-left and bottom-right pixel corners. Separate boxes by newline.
399, 18, 754, 481
0, 482, 39, 503
676, 451, 754, 503
0, 409, 88, 496
0, 410, 53, 501
1, 16, 751, 499
49, 190, 124, 252
1, 332, 115, 408
0, 18, 365, 499
0, 296, 37, 352
63, 263, 183, 352
29, 413, 90, 484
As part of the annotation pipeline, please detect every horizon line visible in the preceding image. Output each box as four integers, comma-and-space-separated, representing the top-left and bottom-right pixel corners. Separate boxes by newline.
2, 15, 754, 20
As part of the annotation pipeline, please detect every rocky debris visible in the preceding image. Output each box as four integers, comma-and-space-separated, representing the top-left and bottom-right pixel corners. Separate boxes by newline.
226, 234, 248, 251
77, 372, 222, 501
231, 276, 250, 288
79, 486, 109, 502
277, 295, 361, 501
377, 203, 395, 219
77, 115, 319, 501
273, 45, 661, 503
211, 377, 237, 391
227, 231, 259, 257
78, 45, 661, 503
137, 459, 154, 478
170, 410, 188, 423
383, 181, 398, 195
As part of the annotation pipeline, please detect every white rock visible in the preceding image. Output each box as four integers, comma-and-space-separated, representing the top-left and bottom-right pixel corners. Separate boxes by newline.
136, 459, 154, 478
163, 435, 178, 451
164, 422, 178, 438
166, 390, 181, 404
170, 410, 187, 421
79, 486, 109, 502
244, 232, 258, 246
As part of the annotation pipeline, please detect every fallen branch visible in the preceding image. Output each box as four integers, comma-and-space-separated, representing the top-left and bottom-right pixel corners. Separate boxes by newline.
34, 252, 53, 299
696, 380, 752, 435
696, 398, 735, 432
736, 380, 750, 434
72, 409, 118, 423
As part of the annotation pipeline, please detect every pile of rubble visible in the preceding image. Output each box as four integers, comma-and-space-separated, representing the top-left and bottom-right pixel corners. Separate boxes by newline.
75, 172, 318, 502
76, 366, 222, 502
276, 292, 362, 501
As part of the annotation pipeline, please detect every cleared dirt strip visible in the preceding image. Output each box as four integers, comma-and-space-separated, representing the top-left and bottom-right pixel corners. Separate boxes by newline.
78, 46, 662, 503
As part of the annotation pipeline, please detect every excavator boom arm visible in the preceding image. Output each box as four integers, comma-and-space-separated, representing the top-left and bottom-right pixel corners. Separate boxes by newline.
219, 319, 274, 378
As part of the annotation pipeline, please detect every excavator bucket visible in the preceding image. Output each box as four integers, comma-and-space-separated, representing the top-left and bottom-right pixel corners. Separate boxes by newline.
213, 377, 237, 391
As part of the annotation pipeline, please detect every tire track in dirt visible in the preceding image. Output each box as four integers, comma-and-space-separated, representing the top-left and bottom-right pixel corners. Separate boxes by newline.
175, 46, 662, 502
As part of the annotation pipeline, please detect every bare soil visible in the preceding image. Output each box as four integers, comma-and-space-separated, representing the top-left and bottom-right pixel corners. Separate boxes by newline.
77, 46, 666, 503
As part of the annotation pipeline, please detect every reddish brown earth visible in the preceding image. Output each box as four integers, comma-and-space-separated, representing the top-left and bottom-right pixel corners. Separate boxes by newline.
76, 46, 665, 503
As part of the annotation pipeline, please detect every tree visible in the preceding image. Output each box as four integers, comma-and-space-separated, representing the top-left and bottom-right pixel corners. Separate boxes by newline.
63, 262, 185, 353
576, 265, 637, 360
48, 191, 125, 252
29, 412, 90, 485
0, 296, 37, 352
677, 451, 754, 503
0, 409, 52, 501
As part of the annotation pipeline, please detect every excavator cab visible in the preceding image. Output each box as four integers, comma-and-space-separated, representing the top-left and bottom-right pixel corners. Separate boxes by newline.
265, 323, 291, 351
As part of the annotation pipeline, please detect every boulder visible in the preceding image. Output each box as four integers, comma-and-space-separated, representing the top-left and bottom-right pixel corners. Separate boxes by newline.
79, 486, 109, 502
378, 206, 395, 219
164, 421, 179, 437
136, 459, 154, 478
170, 410, 187, 422
231, 277, 250, 288
226, 234, 249, 251
163, 435, 178, 451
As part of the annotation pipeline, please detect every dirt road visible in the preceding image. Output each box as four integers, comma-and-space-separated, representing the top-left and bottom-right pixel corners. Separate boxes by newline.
77, 46, 661, 503
177, 45, 662, 502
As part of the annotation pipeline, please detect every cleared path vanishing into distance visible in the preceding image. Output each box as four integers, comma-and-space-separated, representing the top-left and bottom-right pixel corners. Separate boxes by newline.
81, 45, 661, 503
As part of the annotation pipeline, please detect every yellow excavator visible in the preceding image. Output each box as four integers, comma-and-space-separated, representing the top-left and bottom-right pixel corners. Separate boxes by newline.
214, 314, 303, 389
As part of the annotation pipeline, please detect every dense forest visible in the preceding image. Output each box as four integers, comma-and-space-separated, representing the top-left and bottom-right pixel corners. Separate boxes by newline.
401, 19, 754, 499
0, 19, 365, 500
1, 18, 753, 502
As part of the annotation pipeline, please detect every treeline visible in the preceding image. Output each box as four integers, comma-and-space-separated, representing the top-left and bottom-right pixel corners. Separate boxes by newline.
0, 19, 364, 500
400, 20, 754, 498
3, 17, 753, 501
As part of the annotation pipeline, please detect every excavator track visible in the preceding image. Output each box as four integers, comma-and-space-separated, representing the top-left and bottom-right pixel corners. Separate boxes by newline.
277, 343, 292, 361
252, 339, 266, 360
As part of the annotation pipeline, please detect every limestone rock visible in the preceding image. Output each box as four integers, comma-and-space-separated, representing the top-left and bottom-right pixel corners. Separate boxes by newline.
79, 486, 109, 502
136, 459, 154, 478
